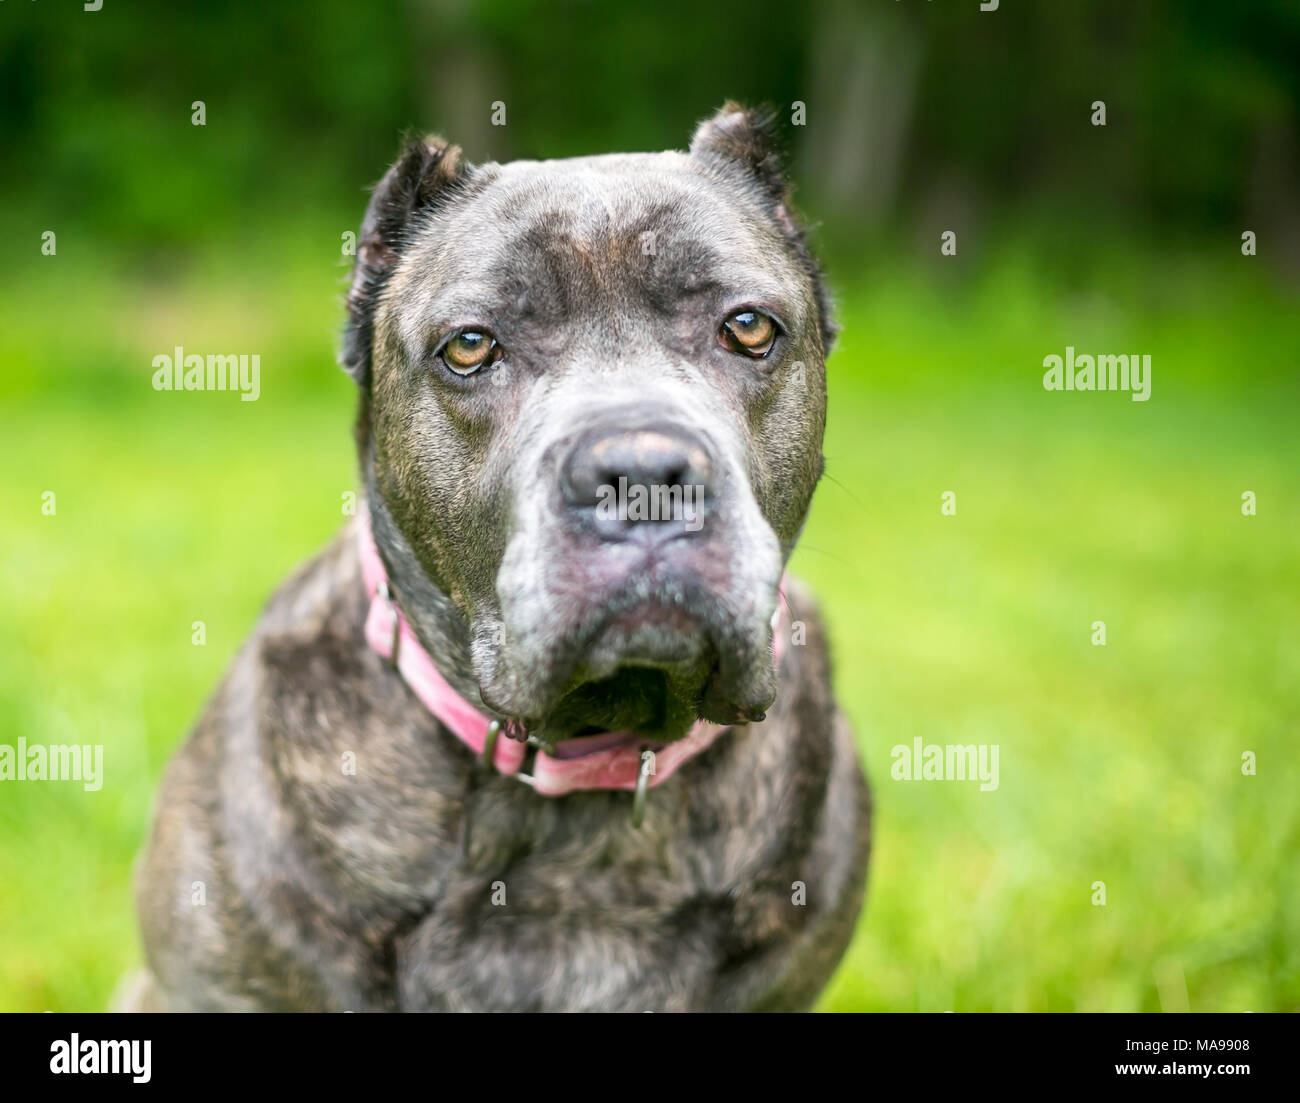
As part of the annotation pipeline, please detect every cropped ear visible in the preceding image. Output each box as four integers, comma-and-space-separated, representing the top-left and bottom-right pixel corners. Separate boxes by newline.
341, 135, 466, 386
689, 101, 786, 202
690, 103, 836, 352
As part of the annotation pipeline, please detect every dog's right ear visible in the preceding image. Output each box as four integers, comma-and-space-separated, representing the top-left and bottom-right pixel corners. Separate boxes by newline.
341, 135, 465, 386
689, 102, 786, 204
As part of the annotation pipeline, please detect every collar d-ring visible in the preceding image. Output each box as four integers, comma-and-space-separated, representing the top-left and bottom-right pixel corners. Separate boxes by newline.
631, 748, 654, 829
375, 578, 402, 668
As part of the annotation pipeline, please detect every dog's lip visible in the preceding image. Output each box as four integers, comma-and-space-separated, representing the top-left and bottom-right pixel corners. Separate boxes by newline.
547, 729, 660, 760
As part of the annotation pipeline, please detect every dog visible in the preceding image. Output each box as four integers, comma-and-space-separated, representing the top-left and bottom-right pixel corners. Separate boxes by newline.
126, 104, 871, 1012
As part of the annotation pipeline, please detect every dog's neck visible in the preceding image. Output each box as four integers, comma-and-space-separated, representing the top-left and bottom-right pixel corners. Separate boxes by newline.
362, 475, 487, 709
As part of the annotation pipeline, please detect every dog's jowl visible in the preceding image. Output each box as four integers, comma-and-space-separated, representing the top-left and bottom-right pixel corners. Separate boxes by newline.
128, 104, 871, 1012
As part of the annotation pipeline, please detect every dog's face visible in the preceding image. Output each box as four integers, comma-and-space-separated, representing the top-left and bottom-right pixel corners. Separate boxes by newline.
344, 106, 834, 746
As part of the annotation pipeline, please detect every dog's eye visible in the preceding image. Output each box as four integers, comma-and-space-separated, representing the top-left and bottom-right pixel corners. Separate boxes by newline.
719, 310, 778, 358
440, 330, 501, 375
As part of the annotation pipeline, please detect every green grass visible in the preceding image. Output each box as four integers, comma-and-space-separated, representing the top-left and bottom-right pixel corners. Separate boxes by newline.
2, 230, 1297, 1010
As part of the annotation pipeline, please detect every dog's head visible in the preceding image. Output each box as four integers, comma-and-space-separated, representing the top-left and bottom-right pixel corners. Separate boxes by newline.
344, 104, 834, 746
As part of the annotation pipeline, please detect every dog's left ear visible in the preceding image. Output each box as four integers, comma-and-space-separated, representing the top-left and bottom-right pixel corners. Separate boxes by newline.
690, 103, 835, 351
342, 134, 467, 386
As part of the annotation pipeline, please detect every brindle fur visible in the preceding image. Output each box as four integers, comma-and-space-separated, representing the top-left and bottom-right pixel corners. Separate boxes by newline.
128, 105, 871, 1011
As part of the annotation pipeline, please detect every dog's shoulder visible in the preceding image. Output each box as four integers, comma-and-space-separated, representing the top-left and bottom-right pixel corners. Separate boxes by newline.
729, 571, 871, 1010
253, 519, 368, 657
136, 526, 463, 1010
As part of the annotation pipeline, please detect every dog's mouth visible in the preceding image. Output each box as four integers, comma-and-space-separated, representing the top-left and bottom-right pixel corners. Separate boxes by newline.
526, 627, 720, 747
483, 509, 786, 746
483, 584, 779, 747
538, 668, 674, 749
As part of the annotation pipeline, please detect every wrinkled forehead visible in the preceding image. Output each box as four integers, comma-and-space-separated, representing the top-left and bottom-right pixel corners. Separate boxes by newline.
392, 151, 809, 327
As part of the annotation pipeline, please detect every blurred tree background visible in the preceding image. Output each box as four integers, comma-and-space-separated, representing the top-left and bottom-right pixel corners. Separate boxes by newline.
1, 1, 1298, 1012
3, 0, 1298, 263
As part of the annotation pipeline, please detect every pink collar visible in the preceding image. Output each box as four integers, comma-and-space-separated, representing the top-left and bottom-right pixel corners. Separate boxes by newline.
357, 514, 786, 801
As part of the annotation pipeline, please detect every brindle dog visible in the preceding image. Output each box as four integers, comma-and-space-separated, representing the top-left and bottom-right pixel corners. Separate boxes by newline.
127, 104, 871, 1012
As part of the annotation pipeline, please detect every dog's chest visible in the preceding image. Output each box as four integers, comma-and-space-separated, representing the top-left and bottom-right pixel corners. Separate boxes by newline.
378, 770, 802, 1011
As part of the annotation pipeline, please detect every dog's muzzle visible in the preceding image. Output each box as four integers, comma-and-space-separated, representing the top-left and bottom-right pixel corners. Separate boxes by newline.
357, 510, 788, 828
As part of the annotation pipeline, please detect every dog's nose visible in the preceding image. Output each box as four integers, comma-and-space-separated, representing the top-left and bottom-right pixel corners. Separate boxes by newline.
561, 424, 713, 541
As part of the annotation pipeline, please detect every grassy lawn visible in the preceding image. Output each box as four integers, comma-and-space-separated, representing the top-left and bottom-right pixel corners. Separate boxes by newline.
2, 233, 1296, 1010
